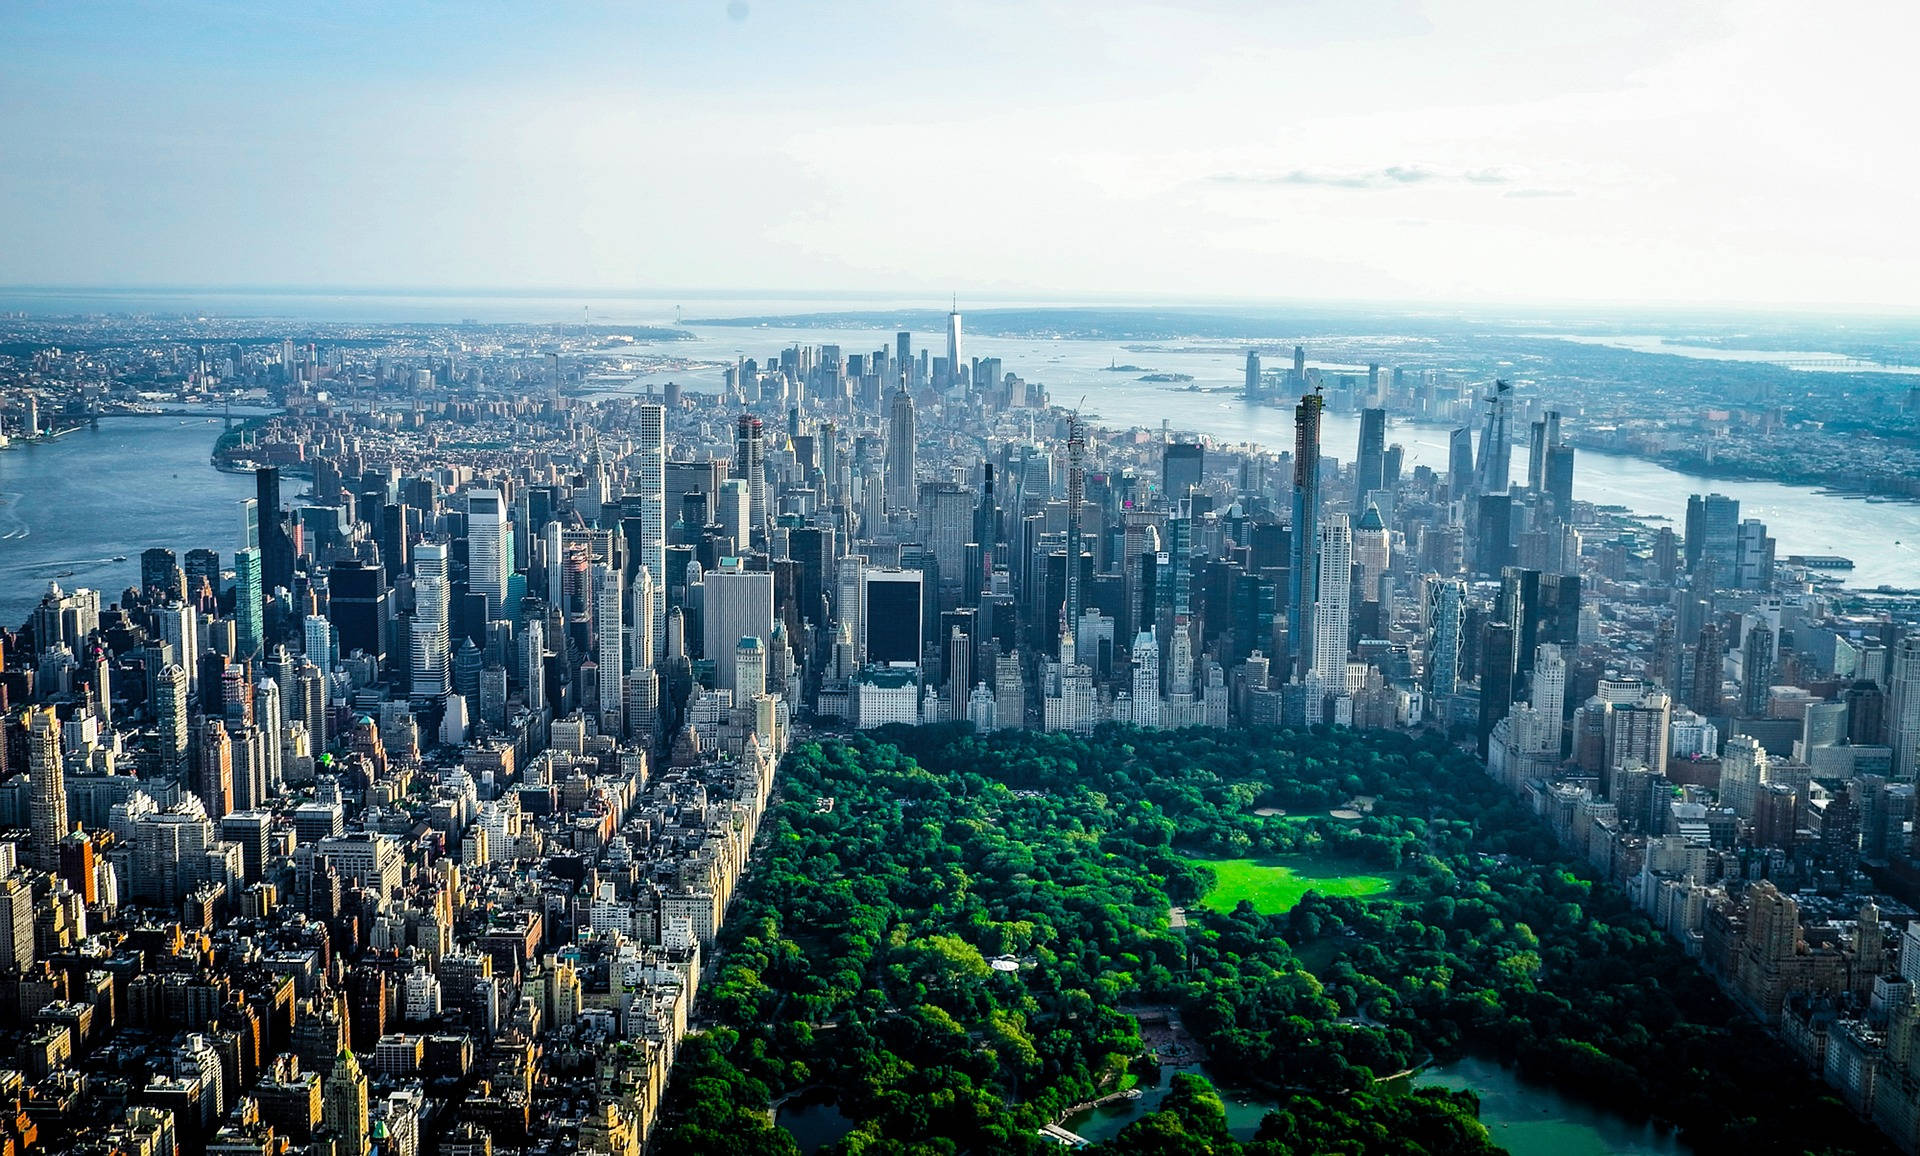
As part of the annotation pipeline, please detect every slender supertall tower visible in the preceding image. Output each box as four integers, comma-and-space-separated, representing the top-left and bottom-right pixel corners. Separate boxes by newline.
1311, 513, 1353, 689
1064, 417, 1087, 633
1288, 389, 1324, 679
734, 414, 766, 544
946, 296, 963, 388
637, 403, 667, 664
26, 707, 65, 869
886, 388, 917, 514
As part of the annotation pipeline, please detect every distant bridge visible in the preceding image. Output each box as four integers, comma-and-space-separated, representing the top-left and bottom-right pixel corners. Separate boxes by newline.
1766, 356, 1919, 370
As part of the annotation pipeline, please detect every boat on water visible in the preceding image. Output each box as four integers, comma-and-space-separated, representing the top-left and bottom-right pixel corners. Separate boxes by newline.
112, 554, 127, 562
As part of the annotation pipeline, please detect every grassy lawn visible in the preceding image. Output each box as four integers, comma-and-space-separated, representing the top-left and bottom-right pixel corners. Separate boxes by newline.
1190, 854, 1398, 914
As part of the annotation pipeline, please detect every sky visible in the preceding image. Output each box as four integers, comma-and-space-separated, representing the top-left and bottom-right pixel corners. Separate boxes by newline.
2, 1, 1915, 310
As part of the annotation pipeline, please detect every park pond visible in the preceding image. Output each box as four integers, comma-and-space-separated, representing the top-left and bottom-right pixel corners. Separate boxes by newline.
776, 1055, 1691, 1153
1061, 1055, 1691, 1153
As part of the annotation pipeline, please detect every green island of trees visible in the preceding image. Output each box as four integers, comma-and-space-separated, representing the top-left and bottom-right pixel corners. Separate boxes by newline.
658, 723, 1890, 1155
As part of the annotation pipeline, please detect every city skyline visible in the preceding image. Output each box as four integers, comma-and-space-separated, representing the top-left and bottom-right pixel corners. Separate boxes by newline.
7, 5, 1920, 1152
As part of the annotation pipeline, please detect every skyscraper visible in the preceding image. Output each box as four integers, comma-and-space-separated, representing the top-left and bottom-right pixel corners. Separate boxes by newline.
1425, 577, 1466, 698
701, 563, 774, 695
1683, 493, 1741, 585
324, 1048, 370, 1156
1473, 379, 1514, 496
1064, 418, 1087, 633
258, 466, 295, 594
1311, 513, 1353, 689
26, 706, 65, 869
1691, 622, 1726, 715
1243, 350, 1262, 399
155, 663, 190, 780
410, 543, 451, 699
636, 404, 668, 664
1478, 621, 1517, 758
1164, 443, 1204, 505
196, 717, 234, 819
946, 300, 963, 388
1888, 635, 1920, 778
142, 548, 185, 602
864, 569, 924, 667
1531, 642, 1569, 757
733, 414, 767, 544
1354, 408, 1386, 503
596, 562, 624, 737
234, 547, 264, 660
1526, 411, 1560, 495
885, 389, 916, 514
466, 489, 510, 618
1544, 444, 1575, 522
327, 559, 388, 670
1288, 391, 1324, 680
1448, 427, 1476, 497
1741, 619, 1775, 716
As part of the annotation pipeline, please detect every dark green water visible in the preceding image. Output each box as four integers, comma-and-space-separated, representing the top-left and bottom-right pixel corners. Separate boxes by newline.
1061, 1056, 1691, 1152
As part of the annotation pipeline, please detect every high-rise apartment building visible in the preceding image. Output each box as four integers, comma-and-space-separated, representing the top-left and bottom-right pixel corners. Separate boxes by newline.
26, 706, 65, 869
1288, 391, 1323, 679
636, 404, 667, 665
733, 415, 766, 543
234, 547, 264, 660
1310, 513, 1353, 689
1889, 636, 1920, 779
596, 562, 624, 737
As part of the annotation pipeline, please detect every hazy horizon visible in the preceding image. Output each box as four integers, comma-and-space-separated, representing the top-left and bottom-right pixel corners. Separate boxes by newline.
5, 2, 1918, 312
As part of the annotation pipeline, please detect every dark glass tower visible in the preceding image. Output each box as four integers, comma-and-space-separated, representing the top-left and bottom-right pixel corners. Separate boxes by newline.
1288, 390, 1323, 680
1354, 408, 1386, 503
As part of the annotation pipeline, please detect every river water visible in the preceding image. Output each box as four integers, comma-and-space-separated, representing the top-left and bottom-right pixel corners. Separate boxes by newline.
0, 416, 257, 624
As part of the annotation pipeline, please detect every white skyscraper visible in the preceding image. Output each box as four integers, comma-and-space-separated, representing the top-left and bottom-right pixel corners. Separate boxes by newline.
1528, 643, 1567, 758
628, 566, 656, 674
303, 614, 334, 679
735, 635, 767, 701
836, 554, 868, 666
1131, 629, 1161, 729
703, 562, 775, 695
158, 602, 200, 696
521, 615, 546, 709
595, 562, 624, 737
1890, 635, 1920, 779
467, 490, 510, 618
946, 301, 963, 386
636, 404, 668, 665
254, 678, 286, 793
1310, 513, 1353, 689
410, 542, 451, 699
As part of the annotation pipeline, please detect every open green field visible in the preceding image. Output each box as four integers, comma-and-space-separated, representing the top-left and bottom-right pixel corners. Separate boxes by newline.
1191, 854, 1399, 914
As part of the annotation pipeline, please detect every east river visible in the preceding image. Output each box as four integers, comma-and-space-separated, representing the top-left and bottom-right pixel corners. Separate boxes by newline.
3, 317, 1918, 627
